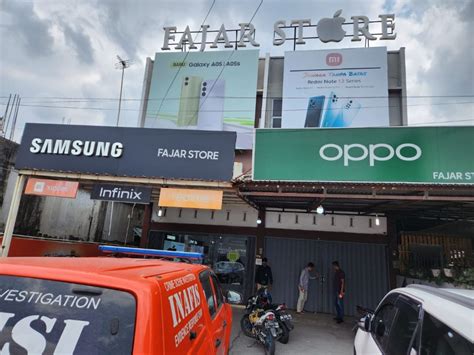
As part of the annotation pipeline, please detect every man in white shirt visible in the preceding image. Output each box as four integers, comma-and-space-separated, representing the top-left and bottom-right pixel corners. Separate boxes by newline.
296, 262, 317, 313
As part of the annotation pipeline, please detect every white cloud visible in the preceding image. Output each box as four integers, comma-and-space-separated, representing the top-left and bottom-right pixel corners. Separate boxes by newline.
0, 0, 472, 141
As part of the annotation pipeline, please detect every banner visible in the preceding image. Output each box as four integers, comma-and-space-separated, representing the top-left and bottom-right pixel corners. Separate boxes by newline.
91, 184, 151, 204
16, 124, 236, 181
25, 178, 79, 198
159, 188, 223, 210
282, 47, 389, 128
143, 50, 259, 149
253, 127, 474, 184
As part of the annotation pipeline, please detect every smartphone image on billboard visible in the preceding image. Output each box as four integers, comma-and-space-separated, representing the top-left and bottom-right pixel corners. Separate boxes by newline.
320, 92, 341, 127
332, 99, 362, 127
197, 79, 225, 131
177, 76, 202, 127
304, 96, 325, 127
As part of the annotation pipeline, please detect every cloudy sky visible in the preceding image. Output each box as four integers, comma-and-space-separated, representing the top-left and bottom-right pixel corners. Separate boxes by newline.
1, 0, 473, 141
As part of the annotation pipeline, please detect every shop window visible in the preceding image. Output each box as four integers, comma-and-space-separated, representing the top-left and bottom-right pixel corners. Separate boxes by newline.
271, 99, 282, 128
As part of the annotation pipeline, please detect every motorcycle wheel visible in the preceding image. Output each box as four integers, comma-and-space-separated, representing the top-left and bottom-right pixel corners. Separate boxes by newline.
264, 329, 276, 355
278, 322, 290, 344
240, 314, 253, 337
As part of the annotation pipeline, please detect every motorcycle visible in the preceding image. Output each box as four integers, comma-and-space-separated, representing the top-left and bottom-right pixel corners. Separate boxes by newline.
241, 306, 278, 355
240, 288, 294, 348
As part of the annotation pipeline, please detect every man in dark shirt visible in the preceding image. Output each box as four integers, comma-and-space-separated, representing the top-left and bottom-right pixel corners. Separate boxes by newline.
332, 260, 345, 323
255, 257, 273, 291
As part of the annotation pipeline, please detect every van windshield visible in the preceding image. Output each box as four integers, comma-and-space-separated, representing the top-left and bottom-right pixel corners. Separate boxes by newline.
0, 275, 136, 354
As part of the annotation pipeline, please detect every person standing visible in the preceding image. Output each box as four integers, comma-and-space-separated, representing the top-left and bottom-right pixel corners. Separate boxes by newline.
255, 257, 273, 291
332, 261, 345, 323
296, 262, 316, 314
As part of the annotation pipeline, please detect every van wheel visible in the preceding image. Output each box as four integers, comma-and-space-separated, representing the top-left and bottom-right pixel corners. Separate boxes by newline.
240, 315, 253, 337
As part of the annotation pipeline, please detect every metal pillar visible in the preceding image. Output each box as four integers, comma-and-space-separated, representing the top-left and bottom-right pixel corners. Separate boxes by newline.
116, 67, 125, 126
0, 174, 26, 257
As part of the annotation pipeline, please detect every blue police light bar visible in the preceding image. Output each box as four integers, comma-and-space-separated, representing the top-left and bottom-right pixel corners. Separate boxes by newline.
99, 245, 203, 260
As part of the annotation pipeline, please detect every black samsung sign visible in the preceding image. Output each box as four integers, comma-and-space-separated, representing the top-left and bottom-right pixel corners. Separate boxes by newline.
15, 124, 236, 181
91, 184, 152, 204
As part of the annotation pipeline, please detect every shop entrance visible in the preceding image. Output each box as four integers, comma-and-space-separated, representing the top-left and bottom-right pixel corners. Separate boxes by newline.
148, 230, 255, 299
265, 236, 389, 316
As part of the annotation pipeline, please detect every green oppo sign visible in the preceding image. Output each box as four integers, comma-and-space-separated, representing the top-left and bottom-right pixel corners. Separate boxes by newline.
253, 127, 474, 184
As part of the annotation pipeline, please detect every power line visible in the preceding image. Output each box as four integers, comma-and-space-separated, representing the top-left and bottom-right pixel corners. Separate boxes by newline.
153, 0, 216, 119
2, 94, 473, 104
3, 100, 473, 113
181, 0, 263, 127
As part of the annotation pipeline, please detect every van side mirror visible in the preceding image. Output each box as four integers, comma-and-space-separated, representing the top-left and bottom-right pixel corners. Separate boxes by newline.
226, 290, 243, 305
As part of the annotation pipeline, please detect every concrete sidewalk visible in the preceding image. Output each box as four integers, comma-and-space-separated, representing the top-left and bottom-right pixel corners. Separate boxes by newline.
229, 306, 355, 355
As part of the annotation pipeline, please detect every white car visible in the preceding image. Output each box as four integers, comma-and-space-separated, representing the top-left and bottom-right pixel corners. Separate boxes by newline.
354, 284, 474, 354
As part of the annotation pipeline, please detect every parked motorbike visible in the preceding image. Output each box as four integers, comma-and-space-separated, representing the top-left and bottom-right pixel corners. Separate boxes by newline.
241, 308, 278, 354
240, 288, 294, 349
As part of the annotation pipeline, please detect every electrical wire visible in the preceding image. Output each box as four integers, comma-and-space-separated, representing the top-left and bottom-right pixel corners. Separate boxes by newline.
153, 0, 216, 119
160, 0, 264, 127
1, 94, 473, 104
3, 101, 473, 114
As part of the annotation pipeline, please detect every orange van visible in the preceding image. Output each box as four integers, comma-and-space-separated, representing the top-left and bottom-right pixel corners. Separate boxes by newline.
0, 247, 239, 354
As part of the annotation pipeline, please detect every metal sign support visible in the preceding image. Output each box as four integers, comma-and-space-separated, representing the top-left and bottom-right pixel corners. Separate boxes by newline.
0, 174, 26, 257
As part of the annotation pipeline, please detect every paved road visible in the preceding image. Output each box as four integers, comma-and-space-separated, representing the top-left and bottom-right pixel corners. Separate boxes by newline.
229, 307, 355, 355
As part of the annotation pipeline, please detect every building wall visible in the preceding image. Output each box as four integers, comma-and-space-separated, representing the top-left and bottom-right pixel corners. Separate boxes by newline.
152, 203, 387, 235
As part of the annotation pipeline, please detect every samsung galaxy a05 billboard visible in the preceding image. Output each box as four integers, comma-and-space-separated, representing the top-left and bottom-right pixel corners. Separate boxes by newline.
282, 47, 389, 128
144, 50, 259, 149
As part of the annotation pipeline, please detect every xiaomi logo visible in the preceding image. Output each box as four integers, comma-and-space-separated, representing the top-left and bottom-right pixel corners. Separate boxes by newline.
326, 53, 342, 66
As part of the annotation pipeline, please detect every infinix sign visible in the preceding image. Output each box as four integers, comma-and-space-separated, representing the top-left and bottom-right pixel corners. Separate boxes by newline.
162, 10, 396, 51
91, 184, 152, 204
319, 143, 422, 166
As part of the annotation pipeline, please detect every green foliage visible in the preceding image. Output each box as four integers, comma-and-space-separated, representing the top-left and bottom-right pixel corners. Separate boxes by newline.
453, 268, 474, 289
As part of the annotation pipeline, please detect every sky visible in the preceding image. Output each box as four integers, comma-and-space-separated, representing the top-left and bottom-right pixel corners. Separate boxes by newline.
0, 0, 473, 141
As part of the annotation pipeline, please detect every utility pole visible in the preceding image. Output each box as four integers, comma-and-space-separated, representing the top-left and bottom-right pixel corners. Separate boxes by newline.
115, 55, 131, 126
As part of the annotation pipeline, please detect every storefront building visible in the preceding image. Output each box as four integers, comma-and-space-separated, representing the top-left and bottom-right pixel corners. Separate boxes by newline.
3, 14, 473, 313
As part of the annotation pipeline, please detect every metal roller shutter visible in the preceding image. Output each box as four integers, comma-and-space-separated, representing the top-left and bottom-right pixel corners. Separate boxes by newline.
265, 236, 389, 316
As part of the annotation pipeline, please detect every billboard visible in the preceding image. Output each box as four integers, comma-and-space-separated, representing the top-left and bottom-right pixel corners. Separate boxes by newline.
25, 178, 79, 198
253, 127, 474, 184
144, 50, 259, 149
282, 47, 389, 128
16, 124, 236, 181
